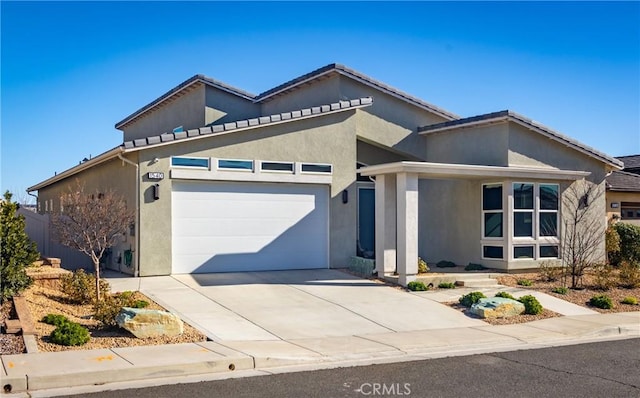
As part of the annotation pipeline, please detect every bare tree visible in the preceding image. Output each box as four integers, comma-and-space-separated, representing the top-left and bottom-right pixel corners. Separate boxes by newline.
50, 180, 134, 301
557, 180, 606, 289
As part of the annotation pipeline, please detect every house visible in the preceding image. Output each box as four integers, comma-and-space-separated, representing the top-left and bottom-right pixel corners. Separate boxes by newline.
28, 64, 623, 285
606, 155, 640, 225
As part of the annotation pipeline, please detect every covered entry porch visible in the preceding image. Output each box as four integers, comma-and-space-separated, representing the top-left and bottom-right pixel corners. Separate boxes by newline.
359, 161, 590, 286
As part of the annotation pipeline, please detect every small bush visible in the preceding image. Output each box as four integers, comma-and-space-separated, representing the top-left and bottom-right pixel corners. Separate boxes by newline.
465, 263, 486, 271
589, 294, 614, 309
436, 260, 456, 268
552, 286, 569, 295
459, 291, 486, 307
518, 295, 543, 315
494, 291, 516, 300
418, 257, 430, 274
621, 296, 638, 305
618, 261, 640, 288
132, 300, 149, 308
41, 314, 70, 327
613, 223, 640, 264
407, 281, 429, 291
60, 269, 110, 304
49, 321, 90, 346
517, 279, 533, 287
438, 282, 456, 289
538, 261, 564, 282
593, 263, 615, 290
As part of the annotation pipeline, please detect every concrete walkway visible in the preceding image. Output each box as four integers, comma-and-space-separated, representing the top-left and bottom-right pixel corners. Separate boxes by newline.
1, 270, 638, 395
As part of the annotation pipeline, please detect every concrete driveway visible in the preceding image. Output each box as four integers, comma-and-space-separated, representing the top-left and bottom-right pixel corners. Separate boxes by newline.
107, 269, 484, 342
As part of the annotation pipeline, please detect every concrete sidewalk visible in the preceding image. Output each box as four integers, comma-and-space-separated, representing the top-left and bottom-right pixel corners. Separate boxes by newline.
2, 312, 638, 394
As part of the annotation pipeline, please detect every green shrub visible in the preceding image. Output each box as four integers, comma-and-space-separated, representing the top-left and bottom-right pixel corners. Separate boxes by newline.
93, 291, 149, 326
538, 261, 564, 282
465, 263, 486, 271
621, 296, 638, 305
552, 286, 569, 295
618, 261, 640, 288
613, 223, 640, 264
418, 257, 430, 274
517, 279, 533, 287
459, 291, 486, 307
132, 300, 149, 308
0, 191, 38, 302
518, 295, 543, 315
589, 294, 614, 309
593, 263, 615, 290
41, 314, 70, 327
407, 281, 429, 291
494, 291, 516, 300
606, 224, 621, 264
436, 260, 456, 268
61, 269, 110, 304
438, 282, 456, 289
49, 321, 90, 346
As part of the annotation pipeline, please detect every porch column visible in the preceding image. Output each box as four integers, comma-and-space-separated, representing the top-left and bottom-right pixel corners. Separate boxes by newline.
396, 172, 419, 286
375, 174, 396, 275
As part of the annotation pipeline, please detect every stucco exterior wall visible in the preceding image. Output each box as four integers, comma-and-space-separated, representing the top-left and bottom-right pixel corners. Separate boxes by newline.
36, 154, 138, 272
356, 140, 409, 165
424, 123, 510, 166
135, 111, 358, 276
260, 74, 342, 116
204, 85, 260, 126
122, 85, 206, 142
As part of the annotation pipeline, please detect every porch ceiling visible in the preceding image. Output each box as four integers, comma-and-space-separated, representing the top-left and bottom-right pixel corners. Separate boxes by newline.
359, 161, 590, 181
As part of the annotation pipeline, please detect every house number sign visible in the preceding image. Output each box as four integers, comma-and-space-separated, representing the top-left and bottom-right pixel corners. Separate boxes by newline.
147, 172, 164, 180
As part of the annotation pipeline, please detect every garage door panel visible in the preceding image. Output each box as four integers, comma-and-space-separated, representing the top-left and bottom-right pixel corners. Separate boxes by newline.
172, 181, 329, 273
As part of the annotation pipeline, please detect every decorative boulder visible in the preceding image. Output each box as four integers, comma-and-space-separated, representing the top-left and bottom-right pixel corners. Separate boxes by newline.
116, 307, 184, 338
470, 297, 525, 319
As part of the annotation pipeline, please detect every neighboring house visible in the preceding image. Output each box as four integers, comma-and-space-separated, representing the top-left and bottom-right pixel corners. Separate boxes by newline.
606, 155, 640, 225
28, 64, 623, 285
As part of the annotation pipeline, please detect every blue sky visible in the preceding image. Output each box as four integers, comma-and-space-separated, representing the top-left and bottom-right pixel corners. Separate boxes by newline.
2, 1, 639, 202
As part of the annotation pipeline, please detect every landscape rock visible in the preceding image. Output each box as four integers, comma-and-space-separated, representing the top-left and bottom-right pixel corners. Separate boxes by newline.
116, 307, 184, 338
470, 297, 525, 319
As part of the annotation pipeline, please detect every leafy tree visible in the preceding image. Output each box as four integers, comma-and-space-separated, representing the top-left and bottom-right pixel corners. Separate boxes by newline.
50, 181, 134, 302
0, 191, 39, 302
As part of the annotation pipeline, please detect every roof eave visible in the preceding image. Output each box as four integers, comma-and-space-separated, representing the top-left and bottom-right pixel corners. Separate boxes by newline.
27, 147, 125, 192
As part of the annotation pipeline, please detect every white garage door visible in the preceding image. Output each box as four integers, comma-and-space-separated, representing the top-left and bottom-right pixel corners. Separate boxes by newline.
171, 181, 329, 273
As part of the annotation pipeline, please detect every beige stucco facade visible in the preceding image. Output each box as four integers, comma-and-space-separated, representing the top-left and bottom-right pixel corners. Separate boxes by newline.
29, 65, 622, 280
607, 191, 640, 226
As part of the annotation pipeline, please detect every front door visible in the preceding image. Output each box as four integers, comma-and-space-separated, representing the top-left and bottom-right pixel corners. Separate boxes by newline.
357, 186, 375, 258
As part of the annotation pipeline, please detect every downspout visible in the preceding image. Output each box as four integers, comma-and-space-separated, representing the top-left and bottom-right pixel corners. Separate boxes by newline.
118, 153, 140, 277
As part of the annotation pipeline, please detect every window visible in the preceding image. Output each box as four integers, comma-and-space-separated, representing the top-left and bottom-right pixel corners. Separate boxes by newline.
218, 159, 253, 170
514, 246, 534, 259
483, 184, 503, 238
513, 183, 534, 237
512, 183, 560, 260
261, 161, 294, 173
483, 246, 504, 259
540, 245, 559, 258
171, 157, 209, 168
301, 163, 332, 174
621, 202, 640, 220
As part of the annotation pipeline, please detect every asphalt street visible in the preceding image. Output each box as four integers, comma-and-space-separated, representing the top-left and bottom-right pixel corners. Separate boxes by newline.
52, 338, 640, 398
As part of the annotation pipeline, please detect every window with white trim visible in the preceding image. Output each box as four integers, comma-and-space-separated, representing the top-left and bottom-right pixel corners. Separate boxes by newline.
171, 157, 210, 168
512, 182, 559, 260
482, 183, 503, 238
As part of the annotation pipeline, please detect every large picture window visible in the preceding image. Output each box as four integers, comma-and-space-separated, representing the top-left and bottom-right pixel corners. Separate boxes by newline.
512, 182, 559, 260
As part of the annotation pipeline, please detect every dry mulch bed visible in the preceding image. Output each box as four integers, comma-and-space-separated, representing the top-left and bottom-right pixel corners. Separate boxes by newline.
497, 271, 640, 314
0, 300, 26, 355
21, 284, 207, 353
445, 302, 561, 326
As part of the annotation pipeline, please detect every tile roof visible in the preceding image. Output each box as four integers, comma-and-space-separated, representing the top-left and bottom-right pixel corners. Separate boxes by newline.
254, 63, 459, 120
606, 170, 640, 192
616, 155, 640, 170
115, 64, 458, 130
115, 75, 256, 129
122, 97, 373, 149
418, 110, 623, 170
